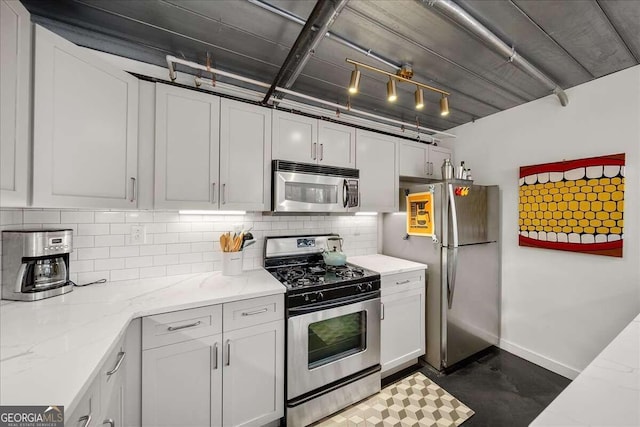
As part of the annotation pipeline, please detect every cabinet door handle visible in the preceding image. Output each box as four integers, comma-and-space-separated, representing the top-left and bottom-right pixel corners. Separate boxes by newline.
431, 162, 435, 175
319, 143, 324, 161
211, 183, 216, 203
396, 279, 411, 285
381, 302, 385, 320
102, 419, 115, 427
222, 183, 226, 204
106, 351, 126, 376
312, 142, 317, 160
79, 415, 92, 427
167, 320, 201, 331
225, 339, 231, 366
241, 308, 268, 316
129, 177, 136, 202
212, 342, 219, 370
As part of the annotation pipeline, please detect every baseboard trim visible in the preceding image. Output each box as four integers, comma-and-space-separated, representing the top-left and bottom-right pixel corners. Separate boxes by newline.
499, 339, 581, 380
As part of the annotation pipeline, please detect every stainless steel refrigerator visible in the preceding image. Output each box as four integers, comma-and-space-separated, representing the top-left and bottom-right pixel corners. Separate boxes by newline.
382, 182, 500, 371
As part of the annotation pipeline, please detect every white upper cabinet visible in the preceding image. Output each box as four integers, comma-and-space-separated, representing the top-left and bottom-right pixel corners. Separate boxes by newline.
155, 83, 220, 210
399, 141, 428, 178
428, 145, 452, 180
272, 110, 356, 168
272, 110, 317, 164
399, 139, 452, 180
219, 98, 272, 211
0, 0, 30, 207
317, 121, 356, 168
356, 130, 399, 212
32, 25, 139, 208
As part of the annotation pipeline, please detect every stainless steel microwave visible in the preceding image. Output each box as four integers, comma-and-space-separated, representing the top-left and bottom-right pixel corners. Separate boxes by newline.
272, 160, 360, 213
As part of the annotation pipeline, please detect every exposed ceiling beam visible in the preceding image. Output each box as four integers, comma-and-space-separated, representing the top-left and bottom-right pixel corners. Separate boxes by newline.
261, 0, 348, 104
421, 0, 569, 106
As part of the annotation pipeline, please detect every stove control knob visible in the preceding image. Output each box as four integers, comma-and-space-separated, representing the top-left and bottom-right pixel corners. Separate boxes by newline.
365, 283, 373, 292
317, 292, 324, 301
304, 294, 310, 302
356, 284, 363, 293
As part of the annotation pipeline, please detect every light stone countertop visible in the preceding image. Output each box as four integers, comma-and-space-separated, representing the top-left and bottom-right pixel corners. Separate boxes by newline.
0, 269, 285, 413
530, 312, 640, 426
349, 254, 428, 276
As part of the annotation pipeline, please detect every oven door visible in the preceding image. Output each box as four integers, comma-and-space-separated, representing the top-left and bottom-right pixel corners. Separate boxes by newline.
287, 296, 381, 399
274, 171, 358, 212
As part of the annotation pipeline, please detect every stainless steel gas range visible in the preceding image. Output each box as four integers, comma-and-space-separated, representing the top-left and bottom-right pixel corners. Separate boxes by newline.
264, 234, 381, 427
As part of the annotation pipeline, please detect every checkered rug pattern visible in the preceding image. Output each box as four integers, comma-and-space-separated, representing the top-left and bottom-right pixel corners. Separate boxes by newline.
313, 372, 475, 426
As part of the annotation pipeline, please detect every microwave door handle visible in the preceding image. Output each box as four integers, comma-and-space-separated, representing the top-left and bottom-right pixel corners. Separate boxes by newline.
343, 179, 348, 208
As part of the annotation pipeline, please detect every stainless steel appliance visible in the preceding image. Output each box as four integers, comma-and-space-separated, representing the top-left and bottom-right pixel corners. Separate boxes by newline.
1, 229, 75, 301
382, 182, 500, 371
272, 160, 360, 212
264, 234, 380, 426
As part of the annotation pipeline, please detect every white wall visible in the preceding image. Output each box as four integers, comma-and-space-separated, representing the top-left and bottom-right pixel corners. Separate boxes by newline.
450, 65, 640, 378
0, 209, 377, 285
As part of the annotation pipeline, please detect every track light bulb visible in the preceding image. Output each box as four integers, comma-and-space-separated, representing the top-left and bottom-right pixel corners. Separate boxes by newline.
440, 96, 450, 116
387, 78, 397, 102
414, 88, 424, 110
348, 68, 361, 94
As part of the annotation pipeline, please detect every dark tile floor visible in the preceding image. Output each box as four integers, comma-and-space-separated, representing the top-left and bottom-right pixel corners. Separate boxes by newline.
383, 347, 571, 427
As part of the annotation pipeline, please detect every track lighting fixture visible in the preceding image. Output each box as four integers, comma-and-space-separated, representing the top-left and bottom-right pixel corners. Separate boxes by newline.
440, 95, 449, 116
387, 78, 397, 102
414, 88, 424, 110
346, 58, 451, 114
348, 68, 361, 94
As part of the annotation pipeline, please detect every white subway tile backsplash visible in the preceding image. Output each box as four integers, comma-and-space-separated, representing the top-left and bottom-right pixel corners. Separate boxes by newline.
95, 235, 125, 247
110, 268, 139, 281
61, 211, 94, 224
74, 236, 95, 248
139, 266, 166, 279
167, 264, 191, 276
95, 258, 125, 271
125, 256, 154, 269
23, 210, 60, 223
71, 260, 94, 273
140, 244, 167, 256
110, 246, 140, 258
77, 247, 110, 260
4, 209, 377, 283
126, 212, 154, 223
78, 224, 110, 236
95, 211, 125, 223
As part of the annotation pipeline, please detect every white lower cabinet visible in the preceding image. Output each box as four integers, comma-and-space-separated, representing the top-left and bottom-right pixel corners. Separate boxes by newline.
142, 334, 223, 427
380, 271, 426, 375
141, 295, 284, 427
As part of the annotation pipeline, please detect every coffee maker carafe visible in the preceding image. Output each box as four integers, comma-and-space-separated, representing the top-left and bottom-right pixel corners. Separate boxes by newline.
2, 229, 74, 301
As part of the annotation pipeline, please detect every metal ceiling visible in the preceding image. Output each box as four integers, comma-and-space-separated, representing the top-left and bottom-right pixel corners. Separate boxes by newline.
21, 0, 640, 133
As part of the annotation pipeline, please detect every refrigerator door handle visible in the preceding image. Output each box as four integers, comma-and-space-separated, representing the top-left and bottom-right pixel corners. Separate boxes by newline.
447, 183, 459, 309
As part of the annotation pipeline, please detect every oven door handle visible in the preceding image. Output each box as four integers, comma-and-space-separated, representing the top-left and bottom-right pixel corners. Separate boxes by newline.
288, 291, 380, 315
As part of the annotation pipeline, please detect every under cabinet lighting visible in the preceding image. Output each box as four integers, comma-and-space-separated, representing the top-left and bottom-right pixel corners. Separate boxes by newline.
179, 210, 247, 215
355, 212, 378, 216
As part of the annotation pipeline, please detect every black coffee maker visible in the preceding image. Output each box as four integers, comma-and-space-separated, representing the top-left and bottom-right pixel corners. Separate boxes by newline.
1, 229, 74, 301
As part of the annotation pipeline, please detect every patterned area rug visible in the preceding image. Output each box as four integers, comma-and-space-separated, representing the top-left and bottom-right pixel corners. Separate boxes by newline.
313, 372, 474, 426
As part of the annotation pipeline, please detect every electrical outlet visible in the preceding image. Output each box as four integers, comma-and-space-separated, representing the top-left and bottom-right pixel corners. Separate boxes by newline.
130, 225, 146, 244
